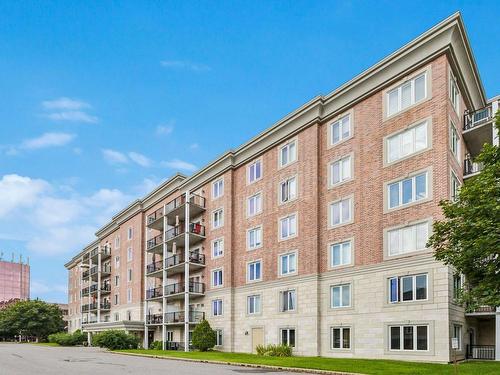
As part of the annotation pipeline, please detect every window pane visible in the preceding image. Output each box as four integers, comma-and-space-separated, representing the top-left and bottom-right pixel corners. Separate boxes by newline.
289, 215, 296, 236
289, 290, 296, 310
341, 116, 350, 138
414, 75, 426, 102
289, 254, 296, 272
281, 147, 288, 166
401, 82, 412, 109
331, 203, 340, 225
416, 223, 428, 250
332, 245, 341, 266
416, 275, 427, 300
342, 328, 350, 349
281, 219, 288, 238
388, 135, 399, 162
332, 123, 340, 144
402, 178, 413, 204
341, 199, 350, 222
403, 326, 414, 350
332, 162, 340, 184
388, 230, 399, 255
390, 327, 400, 350
401, 131, 413, 157
389, 183, 400, 208
390, 278, 398, 302
289, 329, 295, 347
255, 162, 261, 179
415, 173, 427, 200
415, 123, 427, 151
342, 242, 351, 265
388, 90, 399, 115
281, 330, 288, 345
332, 287, 340, 307
281, 256, 288, 274
402, 226, 416, 253
289, 142, 296, 163
332, 328, 340, 348
342, 285, 350, 306
417, 326, 428, 350
402, 276, 413, 301
342, 158, 351, 180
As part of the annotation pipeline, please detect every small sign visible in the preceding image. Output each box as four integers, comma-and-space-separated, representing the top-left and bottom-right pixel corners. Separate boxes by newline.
451, 338, 459, 349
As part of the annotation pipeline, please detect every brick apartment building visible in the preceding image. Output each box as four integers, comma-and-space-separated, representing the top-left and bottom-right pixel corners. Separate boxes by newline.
0, 259, 30, 304
65, 13, 499, 362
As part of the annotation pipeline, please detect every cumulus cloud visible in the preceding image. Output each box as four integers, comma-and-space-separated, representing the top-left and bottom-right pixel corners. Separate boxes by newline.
161, 159, 197, 172
0, 174, 49, 216
160, 60, 211, 72
41, 97, 98, 124
21, 132, 76, 150
128, 152, 152, 167
102, 149, 128, 164
41, 97, 90, 111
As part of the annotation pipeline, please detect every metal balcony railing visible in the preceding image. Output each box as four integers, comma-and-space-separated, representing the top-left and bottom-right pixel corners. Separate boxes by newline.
147, 233, 164, 250
90, 247, 99, 258
100, 284, 111, 292
101, 246, 111, 258
466, 345, 495, 360
464, 105, 493, 131
101, 265, 111, 274
100, 302, 111, 310
89, 284, 98, 293
165, 223, 205, 241
82, 270, 89, 278
165, 193, 206, 215
464, 158, 484, 176
81, 287, 89, 296
146, 313, 163, 324
164, 311, 205, 324
147, 207, 164, 225
165, 252, 205, 268
90, 265, 98, 275
164, 341, 192, 351
164, 282, 205, 296
146, 259, 163, 274
146, 286, 163, 299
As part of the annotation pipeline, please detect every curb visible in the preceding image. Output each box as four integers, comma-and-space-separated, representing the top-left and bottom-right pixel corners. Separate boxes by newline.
110, 351, 366, 375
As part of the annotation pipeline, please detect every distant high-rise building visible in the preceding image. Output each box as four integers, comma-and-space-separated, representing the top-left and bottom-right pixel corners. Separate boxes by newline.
0, 259, 30, 302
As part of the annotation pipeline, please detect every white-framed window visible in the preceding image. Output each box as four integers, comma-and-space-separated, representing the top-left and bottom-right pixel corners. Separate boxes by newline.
114, 294, 119, 305
329, 197, 352, 227
280, 289, 296, 312
127, 247, 133, 262
212, 178, 224, 199
453, 324, 462, 350
387, 221, 430, 257
114, 275, 120, 286
280, 176, 297, 203
280, 328, 296, 347
114, 312, 120, 321
331, 284, 351, 308
213, 208, 224, 229
212, 299, 223, 316
212, 238, 224, 258
387, 121, 428, 163
387, 72, 427, 116
215, 329, 223, 346
279, 140, 297, 168
451, 171, 461, 202
389, 274, 428, 303
331, 327, 351, 349
279, 252, 297, 276
247, 260, 262, 282
329, 155, 352, 186
280, 214, 297, 240
450, 73, 460, 113
127, 227, 133, 240
212, 269, 223, 287
330, 240, 352, 268
247, 193, 262, 216
166, 331, 173, 342
248, 159, 262, 184
450, 121, 460, 160
247, 294, 261, 314
126, 310, 132, 320
453, 273, 464, 300
330, 114, 351, 146
115, 236, 120, 249
388, 171, 428, 209
127, 288, 132, 303
247, 226, 262, 250
389, 325, 428, 351
127, 268, 132, 282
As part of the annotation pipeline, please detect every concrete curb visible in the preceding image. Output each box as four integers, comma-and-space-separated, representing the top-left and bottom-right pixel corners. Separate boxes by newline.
110, 351, 366, 375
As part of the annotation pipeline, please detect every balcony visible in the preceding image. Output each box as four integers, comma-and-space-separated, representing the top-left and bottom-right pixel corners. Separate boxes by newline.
165, 193, 206, 225
82, 270, 90, 278
165, 252, 206, 276
165, 223, 205, 249
147, 207, 164, 231
90, 247, 99, 260
164, 311, 205, 325
463, 105, 494, 157
101, 246, 112, 260
146, 313, 163, 325
100, 284, 111, 294
164, 282, 205, 301
146, 233, 164, 254
82, 303, 98, 312
146, 286, 163, 300
82, 317, 98, 325
464, 158, 484, 178
146, 259, 164, 276
466, 305, 497, 316
89, 284, 98, 294
81, 287, 89, 297
100, 302, 111, 311
466, 345, 496, 360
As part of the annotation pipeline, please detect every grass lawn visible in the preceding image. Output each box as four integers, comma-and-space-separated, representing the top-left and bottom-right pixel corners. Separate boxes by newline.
114, 349, 500, 375
33, 342, 60, 347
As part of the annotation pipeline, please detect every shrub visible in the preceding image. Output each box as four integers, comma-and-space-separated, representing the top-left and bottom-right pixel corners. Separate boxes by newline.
191, 319, 216, 351
149, 340, 162, 350
255, 344, 292, 357
47, 330, 87, 346
92, 330, 139, 350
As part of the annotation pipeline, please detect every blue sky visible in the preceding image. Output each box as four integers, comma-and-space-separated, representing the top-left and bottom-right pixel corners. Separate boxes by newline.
0, 1, 498, 303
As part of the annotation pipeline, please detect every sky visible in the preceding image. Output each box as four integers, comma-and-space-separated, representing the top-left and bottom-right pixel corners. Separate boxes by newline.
0, 1, 498, 303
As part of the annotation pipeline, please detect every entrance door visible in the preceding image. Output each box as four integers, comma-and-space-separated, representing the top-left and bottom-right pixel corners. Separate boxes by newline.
148, 331, 154, 348
251, 327, 264, 353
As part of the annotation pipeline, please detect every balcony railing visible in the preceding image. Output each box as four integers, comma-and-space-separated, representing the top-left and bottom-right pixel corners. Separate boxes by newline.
82, 303, 98, 312
165, 252, 205, 268
89, 284, 98, 293
100, 284, 111, 292
82, 270, 89, 278
146, 259, 163, 274
146, 313, 163, 324
165, 341, 192, 351
101, 265, 111, 274
90, 265, 98, 275
147, 207, 164, 225
464, 158, 484, 176
101, 246, 111, 258
147, 233, 163, 250
165, 193, 206, 214
83, 317, 98, 324
146, 286, 163, 299
90, 247, 99, 258
81, 287, 89, 296
164, 282, 205, 296
464, 105, 493, 131
100, 302, 111, 310
164, 311, 205, 324
466, 345, 495, 360
165, 223, 205, 241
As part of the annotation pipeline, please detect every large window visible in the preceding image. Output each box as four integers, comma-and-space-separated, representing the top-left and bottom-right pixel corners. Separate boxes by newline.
331, 327, 351, 349
212, 178, 224, 199
280, 214, 297, 240
450, 74, 460, 113
453, 324, 462, 350
280, 328, 296, 347
127, 227, 133, 240
387, 72, 427, 116
330, 240, 352, 267
212, 238, 224, 258
387, 121, 428, 163
329, 197, 352, 227
280, 289, 296, 312
388, 171, 428, 209
450, 121, 460, 160
248, 160, 262, 183
212, 299, 223, 316
330, 114, 351, 145
453, 274, 464, 300
389, 274, 428, 303
247, 226, 262, 250
247, 260, 262, 282
247, 193, 262, 216
212, 269, 223, 287
213, 208, 224, 229
331, 284, 351, 308
387, 221, 429, 256
279, 140, 297, 167
215, 329, 223, 346
280, 176, 297, 203
247, 295, 261, 314
330, 155, 352, 186
389, 325, 428, 351
279, 252, 297, 276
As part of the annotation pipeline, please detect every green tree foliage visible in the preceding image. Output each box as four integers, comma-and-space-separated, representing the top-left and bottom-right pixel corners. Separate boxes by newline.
0, 299, 65, 341
428, 110, 500, 309
255, 344, 293, 357
191, 319, 216, 351
92, 330, 139, 350
48, 329, 87, 346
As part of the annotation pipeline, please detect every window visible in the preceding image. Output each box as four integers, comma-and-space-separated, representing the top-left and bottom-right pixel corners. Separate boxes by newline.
453, 274, 464, 300
212, 269, 223, 287
114, 275, 120, 286
280, 328, 295, 347
389, 274, 428, 303
279, 252, 297, 276
247, 295, 261, 314
279, 140, 297, 167
114, 236, 120, 249
126, 310, 132, 320
329, 197, 352, 227
115, 255, 120, 268
114, 294, 119, 305
451, 171, 461, 202
453, 324, 462, 350
388, 171, 428, 209
280, 214, 297, 240
330, 114, 351, 145
387, 121, 428, 163
387, 72, 427, 116
330, 155, 352, 186
330, 240, 352, 267
247, 261, 262, 282
388, 221, 429, 256
212, 299, 223, 316
450, 121, 460, 160
114, 313, 120, 321
213, 208, 224, 229
331, 284, 351, 308
127, 247, 133, 261
127, 268, 132, 282
389, 325, 428, 351
280, 176, 297, 203
212, 179, 224, 199
127, 288, 132, 303
215, 329, 223, 346
127, 227, 133, 240
331, 327, 351, 349
247, 226, 262, 250
247, 193, 262, 216
248, 159, 262, 183
280, 290, 296, 312
212, 238, 224, 258
450, 74, 460, 113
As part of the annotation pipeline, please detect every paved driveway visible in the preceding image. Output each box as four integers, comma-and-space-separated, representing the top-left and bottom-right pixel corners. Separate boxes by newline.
0, 343, 298, 375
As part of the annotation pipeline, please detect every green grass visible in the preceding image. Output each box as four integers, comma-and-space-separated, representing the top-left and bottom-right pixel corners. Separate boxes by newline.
32, 342, 60, 347
114, 349, 500, 375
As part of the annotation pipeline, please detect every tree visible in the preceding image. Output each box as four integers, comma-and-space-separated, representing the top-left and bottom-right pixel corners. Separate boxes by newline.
0, 300, 65, 341
191, 319, 216, 351
428, 110, 500, 309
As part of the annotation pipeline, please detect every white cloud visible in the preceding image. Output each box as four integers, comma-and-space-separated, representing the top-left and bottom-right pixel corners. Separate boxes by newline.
44, 111, 98, 123
189, 143, 199, 150
102, 149, 128, 164
160, 60, 211, 72
161, 159, 197, 172
41, 97, 90, 111
134, 177, 166, 196
41, 97, 99, 124
156, 124, 174, 136
21, 132, 75, 150
128, 152, 152, 167
0, 174, 49, 217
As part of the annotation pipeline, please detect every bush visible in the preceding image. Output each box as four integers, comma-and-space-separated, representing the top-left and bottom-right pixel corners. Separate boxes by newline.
47, 330, 87, 346
149, 340, 162, 350
92, 330, 139, 350
191, 319, 216, 351
255, 344, 292, 357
